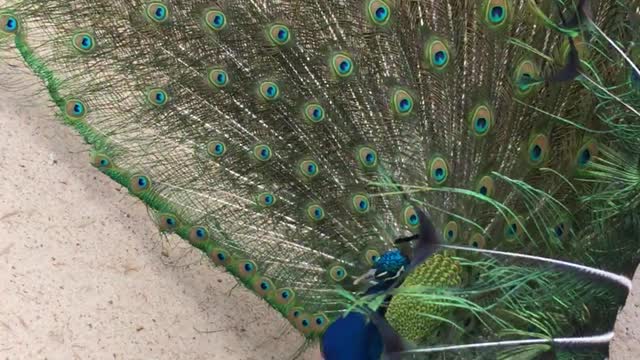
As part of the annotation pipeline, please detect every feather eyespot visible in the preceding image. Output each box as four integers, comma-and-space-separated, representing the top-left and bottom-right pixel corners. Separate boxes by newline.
205, 9, 227, 31
130, 174, 151, 193
424, 38, 451, 71
429, 156, 449, 184
157, 213, 179, 232
207, 141, 227, 158
443, 221, 459, 242
64, 99, 87, 120
331, 53, 354, 78
468, 104, 493, 136
92, 154, 112, 170
0, 13, 19, 34
469, 233, 486, 249
210, 248, 231, 266
367, 0, 391, 25
357, 146, 378, 169
312, 313, 330, 333
208, 69, 229, 88
329, 265, 347, 282
392, 89, 414, 115
147, 2, 169, 23
576, 140, 598, 168
237, 260, 257, 280
256, 192, 277, 208
72, 33, 95, 53
514, 60, 540, 96
306, 204, 325, 222
188, 226, 209, 242
304, 103, 325, 123
481, 0, 510, 29
402, 205, 419, 229
274, 288, 295, 305
527, 134, 549, 166
253, 144, 272, 161
365, 249, 380, 266
147, 88, 169, 107
299, 160, 319, 178
475, 175, 494, 197
259, 81, 280, 101
351, 194, 371, 214
268, 24, 291, 46
252, 277, 274, 297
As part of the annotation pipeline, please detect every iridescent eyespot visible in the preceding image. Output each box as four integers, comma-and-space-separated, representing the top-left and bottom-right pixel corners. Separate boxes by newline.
208, 69, 229, 88
306, 204, 325, 222
527, 134, 549, 166
299, 160, 319, 178
259, 81, 280, 101
287, 307, 304, 323
331, 53, 354, 78
402, 205, 419, 229
351, 194, 370, 214
367, 0, 391, 25
468, 104, 493, 136
365, 249, 380, 266
188, 226, 209, 242
92, 154, 112, 170
429, 156, 449, 185
329, 265, 347, 282
295, 313, 314, 335
268, 24, 291, 46
158, 213, 179, 232
443, 221, 459, 242
207, 141, 227, 158
72, 33, 95, 53
504, 217, 524, 240
253, 144, 272, 161
304, 103, 325, 123
252, 277, 274, 296
576, 140, 597, 168
130, 174, 151, 193
552, 221, 570, 241
237, 260, 257, 279
391, 89, 414, 115
148, 88, 168, 107
514, 60, 540, 96
64, 99, 87, 120
0, 13, 18, 34
274, 288, 295, 305
475, 175, 494, 197
469, 233, 486, 249
205, 9, 227, 31
424, 38, 450, 71
312, 313, 330, 332
482, 0, 510, 29
357, 146, 378, 169
146, 2, 169, 23
210, 248, 231, 266
256, 192, 276, 208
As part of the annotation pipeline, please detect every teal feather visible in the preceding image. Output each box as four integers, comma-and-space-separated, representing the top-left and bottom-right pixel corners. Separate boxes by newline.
1, 0, 640, 359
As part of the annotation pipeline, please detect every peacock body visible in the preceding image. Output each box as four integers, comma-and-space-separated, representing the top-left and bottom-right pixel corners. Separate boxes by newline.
1, 0, 640, 358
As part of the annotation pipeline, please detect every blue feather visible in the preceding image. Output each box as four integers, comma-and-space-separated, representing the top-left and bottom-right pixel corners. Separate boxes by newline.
321, 312, 383, 360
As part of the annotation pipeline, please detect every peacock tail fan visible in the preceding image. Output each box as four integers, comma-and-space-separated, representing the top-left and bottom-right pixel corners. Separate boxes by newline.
1, 0, 639, 358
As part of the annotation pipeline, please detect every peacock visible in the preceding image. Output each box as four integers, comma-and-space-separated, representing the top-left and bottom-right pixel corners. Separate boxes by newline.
1, 0, 640, 358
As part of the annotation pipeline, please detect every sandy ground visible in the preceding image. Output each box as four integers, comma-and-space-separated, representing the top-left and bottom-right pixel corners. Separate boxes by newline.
0, 51, 638, 360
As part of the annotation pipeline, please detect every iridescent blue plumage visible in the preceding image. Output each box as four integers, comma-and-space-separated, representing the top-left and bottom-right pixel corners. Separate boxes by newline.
321, 312, 383, 360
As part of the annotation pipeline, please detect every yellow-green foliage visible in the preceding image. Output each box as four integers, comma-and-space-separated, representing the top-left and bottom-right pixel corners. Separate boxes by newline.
386, 254, 461, 342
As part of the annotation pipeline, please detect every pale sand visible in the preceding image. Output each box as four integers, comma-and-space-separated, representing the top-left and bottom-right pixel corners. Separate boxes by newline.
0, 54, 637, 360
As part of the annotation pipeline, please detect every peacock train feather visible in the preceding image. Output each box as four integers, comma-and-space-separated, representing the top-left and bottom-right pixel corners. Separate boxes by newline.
1, 0, 640, 358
